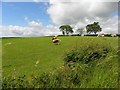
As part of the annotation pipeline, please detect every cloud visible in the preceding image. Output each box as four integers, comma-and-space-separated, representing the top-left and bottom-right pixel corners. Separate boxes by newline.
72, 15, 118, 34
47, 1, 118, 34
1, 25, 30, 37
1, 15, 118, 37
27, 21, 61, 36
27, 21, 43, 28
1, 21, 61, 37
49, 0, 119, 3
101, 15, 118, 34
47, 2, 117, 25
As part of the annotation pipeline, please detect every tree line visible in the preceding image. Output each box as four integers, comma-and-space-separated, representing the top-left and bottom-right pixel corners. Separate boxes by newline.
59, 22, 102, 35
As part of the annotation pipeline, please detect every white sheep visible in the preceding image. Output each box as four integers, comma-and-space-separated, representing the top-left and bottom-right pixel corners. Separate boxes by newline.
97, 34, 104, 37
111, 34, 117, 37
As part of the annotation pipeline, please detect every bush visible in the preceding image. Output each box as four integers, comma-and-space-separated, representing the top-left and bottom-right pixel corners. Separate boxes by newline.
64, 43, 111, 64
2, 66, 84, 88
104, 34, 112, 37
84, 34, 97, 36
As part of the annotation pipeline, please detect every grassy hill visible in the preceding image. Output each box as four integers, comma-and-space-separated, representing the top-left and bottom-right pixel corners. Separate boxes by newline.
2, 36, 119, 88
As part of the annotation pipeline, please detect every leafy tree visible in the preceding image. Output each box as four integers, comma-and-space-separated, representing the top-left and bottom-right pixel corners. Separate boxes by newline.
59, 25, 73, 35
77, 28, 84, 35
86, 22, 102, 34
59, 25, 66, 35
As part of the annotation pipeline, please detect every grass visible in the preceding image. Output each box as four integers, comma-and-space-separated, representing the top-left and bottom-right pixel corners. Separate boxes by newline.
0, 39, 2, 88
2, 36, 119, 88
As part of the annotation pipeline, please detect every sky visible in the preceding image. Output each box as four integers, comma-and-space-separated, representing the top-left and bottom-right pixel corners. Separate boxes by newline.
2, 2, 51, 26
0, 0, 119, 37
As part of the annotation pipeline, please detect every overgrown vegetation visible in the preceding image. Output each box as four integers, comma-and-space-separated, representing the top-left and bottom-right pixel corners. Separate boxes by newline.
64, 42, 111, 64
2, 37, 118, 88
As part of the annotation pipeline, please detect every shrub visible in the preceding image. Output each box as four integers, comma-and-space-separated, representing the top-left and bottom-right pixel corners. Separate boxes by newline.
64, 43, 111, 64
2, 64, 87, 88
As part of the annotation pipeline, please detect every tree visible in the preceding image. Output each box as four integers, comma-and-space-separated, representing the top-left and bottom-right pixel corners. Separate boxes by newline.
59, 25, 73, 35
77, 28, 84, 35
86, 22, 102, 34
59, 25, 66, 35
86, 24, 93, 34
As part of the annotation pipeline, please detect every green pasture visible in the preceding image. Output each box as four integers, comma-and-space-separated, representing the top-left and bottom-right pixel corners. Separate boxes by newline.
2, 36, 118, 77
0, 39, 2, 82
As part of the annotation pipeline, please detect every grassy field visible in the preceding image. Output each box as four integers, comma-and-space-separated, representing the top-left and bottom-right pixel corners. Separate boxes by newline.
2, 36, 119, 88
0, 39, 2, 88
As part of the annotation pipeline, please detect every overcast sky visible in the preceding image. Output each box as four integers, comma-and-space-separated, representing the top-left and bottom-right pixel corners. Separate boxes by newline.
0, 0, 119, 37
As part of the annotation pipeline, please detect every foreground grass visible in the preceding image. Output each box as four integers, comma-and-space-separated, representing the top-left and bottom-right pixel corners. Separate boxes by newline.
2, 36, 119, 88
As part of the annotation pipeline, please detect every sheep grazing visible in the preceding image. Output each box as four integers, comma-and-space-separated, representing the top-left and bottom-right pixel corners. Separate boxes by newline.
52, 37, 61, 44
97, 34, 104, 37
111, 34, 117, 37
53, 39, 60, 43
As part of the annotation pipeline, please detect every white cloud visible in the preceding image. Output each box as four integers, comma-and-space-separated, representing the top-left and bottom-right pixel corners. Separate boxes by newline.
73, 15, 118, 34
49, 0, 119, 3
27, 21, 43, 28
47, 2, 117, 25
1, 15, 118, 37
101, 15, 118, 34
47, 1, 118, 34
1, 21, 61, 37
1, 25, 31, 37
